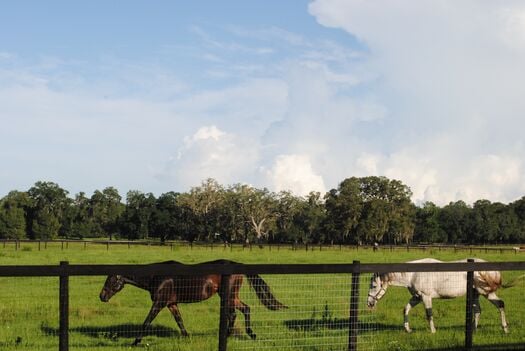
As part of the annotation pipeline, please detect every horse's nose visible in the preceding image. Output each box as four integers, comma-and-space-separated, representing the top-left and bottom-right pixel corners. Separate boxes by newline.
100, 291, 108, 302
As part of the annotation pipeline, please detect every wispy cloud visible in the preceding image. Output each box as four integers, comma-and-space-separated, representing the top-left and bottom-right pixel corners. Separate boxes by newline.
2, 4, 525, 205
308, 0, 525, 204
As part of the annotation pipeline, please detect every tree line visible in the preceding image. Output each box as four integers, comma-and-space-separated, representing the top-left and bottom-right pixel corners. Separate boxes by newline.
1, 177, 524, 245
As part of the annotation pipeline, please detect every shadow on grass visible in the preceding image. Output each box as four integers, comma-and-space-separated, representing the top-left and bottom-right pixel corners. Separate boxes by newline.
425, 344, 525, 351
284, 317, 400, 332
41, 324, 206, 340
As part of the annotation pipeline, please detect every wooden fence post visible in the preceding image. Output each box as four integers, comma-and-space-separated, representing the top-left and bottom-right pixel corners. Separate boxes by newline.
348, 260, 360, 351
465, 258, 475, 351
218, 274, 232, 351
59, 261, 69, 351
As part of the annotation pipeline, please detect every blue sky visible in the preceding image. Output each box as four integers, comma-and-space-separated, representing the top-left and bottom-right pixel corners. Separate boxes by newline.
2, 0, 525, 205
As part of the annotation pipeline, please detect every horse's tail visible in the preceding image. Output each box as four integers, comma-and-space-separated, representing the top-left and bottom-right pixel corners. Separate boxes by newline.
246, 275, 288, 310
475, 271, 503, 293
502, 273, 525, 289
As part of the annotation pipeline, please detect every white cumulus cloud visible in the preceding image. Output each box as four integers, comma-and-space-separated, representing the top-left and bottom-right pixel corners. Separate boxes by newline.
308, 0, 525, 205
162, 126, 259, 190
266, 154, 326, 196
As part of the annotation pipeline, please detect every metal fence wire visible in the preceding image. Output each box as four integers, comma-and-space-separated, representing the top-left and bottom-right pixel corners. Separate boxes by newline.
0, 261, 524, 350
0, 276, 58, 350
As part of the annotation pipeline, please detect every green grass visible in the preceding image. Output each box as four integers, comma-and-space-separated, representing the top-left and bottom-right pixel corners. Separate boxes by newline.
0, 242, 524, 350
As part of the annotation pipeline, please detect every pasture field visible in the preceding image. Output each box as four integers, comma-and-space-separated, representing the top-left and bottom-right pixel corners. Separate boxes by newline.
0, 242, 524, 350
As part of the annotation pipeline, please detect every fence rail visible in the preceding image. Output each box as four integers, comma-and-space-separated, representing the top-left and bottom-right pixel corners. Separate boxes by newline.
2, 238, 524, 254
0, 260, 524, 350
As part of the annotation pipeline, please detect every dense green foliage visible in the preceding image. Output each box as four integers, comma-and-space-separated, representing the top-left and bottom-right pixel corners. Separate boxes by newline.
1, 177, 525, 244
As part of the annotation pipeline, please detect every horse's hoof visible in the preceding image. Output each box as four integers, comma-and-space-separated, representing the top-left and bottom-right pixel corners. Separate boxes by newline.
250, 333, 257, 340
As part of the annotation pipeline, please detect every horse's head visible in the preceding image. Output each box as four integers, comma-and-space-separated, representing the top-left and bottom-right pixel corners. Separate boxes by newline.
100, 275, 126, 302
367, 273, 388, 309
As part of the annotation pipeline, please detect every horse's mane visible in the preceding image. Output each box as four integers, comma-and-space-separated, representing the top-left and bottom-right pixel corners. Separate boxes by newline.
152, 260, 183, 265
149, 259, 240, 266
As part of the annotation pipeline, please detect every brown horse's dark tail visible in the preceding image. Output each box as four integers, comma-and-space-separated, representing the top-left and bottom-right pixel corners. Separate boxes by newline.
246, 275, 288, 310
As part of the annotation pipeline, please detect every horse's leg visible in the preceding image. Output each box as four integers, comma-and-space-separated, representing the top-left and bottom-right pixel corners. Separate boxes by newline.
133, 301, 165, 346
217, 275, 239, 338
486, 292, 509, 333
235, 299, 256, 339
227, 305, 237, 336
133, 280, 174, 346
226, 275, 255, 339
167, 303, 189, 337
472, 291, 481, 330
421, 295, 436, 333
403, 295, 421, 333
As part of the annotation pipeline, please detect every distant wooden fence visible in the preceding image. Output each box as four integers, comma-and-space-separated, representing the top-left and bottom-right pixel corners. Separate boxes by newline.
0, 260, 524, 350
1, 239, 524, 254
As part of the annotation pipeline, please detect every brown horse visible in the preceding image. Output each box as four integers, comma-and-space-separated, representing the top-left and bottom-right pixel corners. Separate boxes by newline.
99, 259, 287, 346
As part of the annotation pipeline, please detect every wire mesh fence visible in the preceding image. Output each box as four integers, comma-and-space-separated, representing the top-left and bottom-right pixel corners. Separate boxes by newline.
0, 262, 524, 350
230, 274, 353, 350
0, 277, 58, 350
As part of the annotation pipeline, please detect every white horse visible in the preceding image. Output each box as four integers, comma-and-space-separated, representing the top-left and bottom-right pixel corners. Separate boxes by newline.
367, 258, 509, 334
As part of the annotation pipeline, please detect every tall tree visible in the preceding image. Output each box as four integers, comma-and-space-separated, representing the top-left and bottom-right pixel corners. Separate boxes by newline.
439, 201, 471, 243
511, 196, 525, 242
0, 203, 26, 239
119, 191, 156, 240
273, 191, 304, 243
324, 176, 413, 244
177, 179, 224, 241
324, 177, 363, 243
297, 191, 326, 243
27, 181, 70, 239
0, 191, 32, 239
492, 202, 519, 243
470, 200, 499, 244
414, 202, 445, 243
224, 184, 276, 243
356, 199, 390, 243
382, 178, 415, 244
90, 187, 123, 239
66, 192, 93, 238
150, 192, 181, 242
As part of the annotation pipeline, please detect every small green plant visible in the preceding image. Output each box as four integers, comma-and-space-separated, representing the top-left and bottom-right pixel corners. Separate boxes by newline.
321, 302, 333, 324
387, 340, 409, 351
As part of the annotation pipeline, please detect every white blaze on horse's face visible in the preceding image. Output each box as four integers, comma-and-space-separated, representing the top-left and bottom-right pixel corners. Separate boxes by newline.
367, 274, 387, 309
